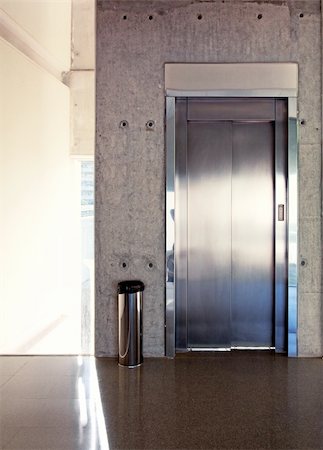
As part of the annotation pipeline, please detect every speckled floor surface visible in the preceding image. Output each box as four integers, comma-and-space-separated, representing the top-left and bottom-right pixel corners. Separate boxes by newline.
1, 353, 323, 449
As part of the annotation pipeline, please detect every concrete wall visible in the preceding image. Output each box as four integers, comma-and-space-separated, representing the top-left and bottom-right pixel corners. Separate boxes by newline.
96, 0, 322, 357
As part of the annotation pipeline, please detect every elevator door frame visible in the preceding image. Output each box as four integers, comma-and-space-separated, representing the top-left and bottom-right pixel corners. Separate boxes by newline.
166, 92, 298, 358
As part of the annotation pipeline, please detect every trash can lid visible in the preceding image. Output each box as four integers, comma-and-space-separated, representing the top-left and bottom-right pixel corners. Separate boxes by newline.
118, 280, 145, 294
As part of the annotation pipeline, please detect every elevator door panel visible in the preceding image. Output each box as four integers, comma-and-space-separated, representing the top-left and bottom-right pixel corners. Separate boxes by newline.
231, 123, 274, 347
175, 98, 287, 352
187, 122, 232, 348
185, 112, 275, 349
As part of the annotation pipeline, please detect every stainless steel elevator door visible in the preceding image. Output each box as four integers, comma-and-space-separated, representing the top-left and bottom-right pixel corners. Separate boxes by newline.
174, 98, 288, 352
231, 122, 274, 347
186, 113, 275, 349
187, 122, 232, 348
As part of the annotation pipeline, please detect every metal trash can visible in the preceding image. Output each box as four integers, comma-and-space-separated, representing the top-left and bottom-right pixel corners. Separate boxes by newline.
118, 280, 144, 367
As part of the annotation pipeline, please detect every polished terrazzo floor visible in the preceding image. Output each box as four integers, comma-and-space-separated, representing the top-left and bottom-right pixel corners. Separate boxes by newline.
1, 352, 323, 449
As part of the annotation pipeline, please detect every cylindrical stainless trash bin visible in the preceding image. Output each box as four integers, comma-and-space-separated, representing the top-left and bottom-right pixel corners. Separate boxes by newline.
118, 280, 144, 367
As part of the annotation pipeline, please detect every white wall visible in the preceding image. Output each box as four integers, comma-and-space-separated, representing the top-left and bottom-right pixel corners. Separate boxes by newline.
0, 0, 85, 353
0, 38, 81, 353
0, 0, 95, 354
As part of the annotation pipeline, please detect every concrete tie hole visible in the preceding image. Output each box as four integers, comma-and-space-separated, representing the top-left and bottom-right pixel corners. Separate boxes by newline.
257, 14, 263, 20
149, 15, 153, 20
119, 120, 129, 129
120, 261, 128, 270
146, 262, 154, 271
299, 13, 304, 18
146, 120, 155, 130
197, 14, 202, 20
123, 15, 127, 20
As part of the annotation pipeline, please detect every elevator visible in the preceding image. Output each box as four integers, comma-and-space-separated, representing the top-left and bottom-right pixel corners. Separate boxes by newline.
165, 64, 298, 357
174, 98, 288, 352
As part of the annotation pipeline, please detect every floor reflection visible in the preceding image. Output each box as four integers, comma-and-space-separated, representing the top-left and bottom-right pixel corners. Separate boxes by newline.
76, 356, 110, 449
0, 356, 110, 449
1, 354, 323, 449
95, 353, 323, 450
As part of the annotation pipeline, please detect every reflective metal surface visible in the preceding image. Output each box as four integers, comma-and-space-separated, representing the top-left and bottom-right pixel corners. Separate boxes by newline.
275, 100, 288, 353
165, 94, 298, 357
174, 99, 188, 350
176, 98, 280, 350
287, 97, 298, 357
188, 98, 275, 121
187, 121, 232, 348
231, 121, 275, 347
165, 97, 175, 357
118, 292, 143, 367
278, 204, 285, 221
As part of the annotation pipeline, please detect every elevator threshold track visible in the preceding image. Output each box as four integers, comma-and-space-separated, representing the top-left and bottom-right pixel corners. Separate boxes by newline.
188, 347, 275, 352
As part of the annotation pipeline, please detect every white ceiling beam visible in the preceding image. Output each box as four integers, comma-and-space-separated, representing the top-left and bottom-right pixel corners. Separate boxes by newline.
0, 8, 65, 83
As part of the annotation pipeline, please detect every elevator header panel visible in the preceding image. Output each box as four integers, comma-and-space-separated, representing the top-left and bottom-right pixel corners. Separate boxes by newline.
165, 63, 298, 97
